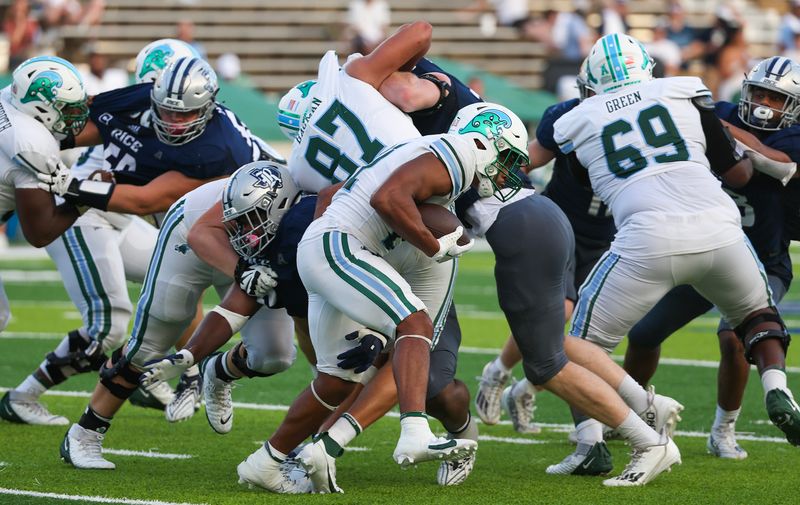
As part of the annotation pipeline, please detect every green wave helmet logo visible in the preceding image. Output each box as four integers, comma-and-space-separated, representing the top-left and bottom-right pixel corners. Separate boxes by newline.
458, 109, 512, 139
139, 45, 174, 80
21, 70, 63, 104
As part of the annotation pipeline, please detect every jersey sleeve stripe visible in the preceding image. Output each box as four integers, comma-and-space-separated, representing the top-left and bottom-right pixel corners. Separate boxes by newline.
557, 139, 575, 154
430, 138, 466, 197
14, 154, 41, 173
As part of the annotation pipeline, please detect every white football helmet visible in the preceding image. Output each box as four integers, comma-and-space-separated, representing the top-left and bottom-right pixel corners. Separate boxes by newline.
738, 56, 800, 131
576, 57, 594, 101
134, 38, 200, 84
448, 102, 529, 201
222, 161, 301, 261
10, 56, 89, 139
150, 56, 218, 145
586, 33, 654, 94
277, 80, 317, 140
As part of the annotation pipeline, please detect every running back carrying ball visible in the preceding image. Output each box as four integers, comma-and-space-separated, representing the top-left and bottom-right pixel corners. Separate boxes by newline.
418, 202, 470, 246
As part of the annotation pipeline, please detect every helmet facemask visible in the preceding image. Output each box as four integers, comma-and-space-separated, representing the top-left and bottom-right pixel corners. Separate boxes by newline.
738, 57, 800, 131
224, 204, 279, 261
476, 143, 528, 201
151, 99, 215, 145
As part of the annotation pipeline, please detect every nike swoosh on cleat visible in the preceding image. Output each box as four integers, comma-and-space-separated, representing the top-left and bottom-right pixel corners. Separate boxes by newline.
429, 440, 457, 450
581, 457, 595, 469
220, 414, 232, 425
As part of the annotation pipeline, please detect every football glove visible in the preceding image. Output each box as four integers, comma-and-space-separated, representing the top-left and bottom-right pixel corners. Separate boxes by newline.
431, 226, 475, 263
37, 171, 115, 210
234, 257, 278, 299
36, 157, 73, 195
140, 349, 195, 389
336, 329, 388, 373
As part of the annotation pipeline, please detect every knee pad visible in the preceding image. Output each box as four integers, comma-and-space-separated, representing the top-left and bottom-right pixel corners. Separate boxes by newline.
734, 310, 791, 364
99, 348, 143, 400
45, 330, 108, 377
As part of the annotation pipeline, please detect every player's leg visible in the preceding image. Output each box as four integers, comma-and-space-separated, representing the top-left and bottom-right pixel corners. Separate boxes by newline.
3, 217, 131, 425
0, 277, 9, 332
61, 206, 211, 468
623, 285, 714, 386
202, 305, 296, 434
694, 240, 799, 445
164, 300, 204, 422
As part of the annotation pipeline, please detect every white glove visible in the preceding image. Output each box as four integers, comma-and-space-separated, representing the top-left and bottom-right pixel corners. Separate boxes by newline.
237, 263, 278, 298
36, 160, 74, 196
431, 226, 475, 263
140, 349, 195, 389
736, 139, 797, 186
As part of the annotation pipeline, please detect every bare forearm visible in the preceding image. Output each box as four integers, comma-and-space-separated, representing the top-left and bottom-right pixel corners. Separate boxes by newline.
24, 203, 80, 248
373, 195, 438, 256
182, 313, 235, 363
723, 120, 791, 163
189, 227, 238, 278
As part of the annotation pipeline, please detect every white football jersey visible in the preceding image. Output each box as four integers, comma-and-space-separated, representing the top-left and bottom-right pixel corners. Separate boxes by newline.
321, 134, 480, 256
553, 77, 742, 258
288, 50, 420, 193
180, 178, 227, 230
0, 87, 60, 215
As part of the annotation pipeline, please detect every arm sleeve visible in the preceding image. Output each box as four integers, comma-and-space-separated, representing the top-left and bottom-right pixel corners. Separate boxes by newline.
692, 95, 744, 176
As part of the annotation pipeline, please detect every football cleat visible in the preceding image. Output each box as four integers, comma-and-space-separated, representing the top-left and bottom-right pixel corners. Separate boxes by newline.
60, 424, 115, 470
602, 436, 681, 487
501, 379, 541, 434
203, 354, 234, 434
296, 437, 343, 494
707, 426, 748, 460
474, 361, 510, 425
393, 434, 477, 468
237, 445, 312, 494
640, 385, 684, 437
437, 450, 476, 486
0, 390, 68, 425
165, 369, 202, 423
546, 442, 612, 475
765, 388, 800, 446
129, 381, 175, 411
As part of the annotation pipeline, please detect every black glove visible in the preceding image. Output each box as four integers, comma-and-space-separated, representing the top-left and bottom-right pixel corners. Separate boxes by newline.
336, 329, 387, 373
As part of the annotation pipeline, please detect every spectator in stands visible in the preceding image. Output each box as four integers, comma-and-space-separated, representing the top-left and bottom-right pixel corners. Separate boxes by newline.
599, 0, 630, 36
42, 0, 105, 31
704, 4, 749, 101
176, 19, 206, 59
79, 43, 127, 94
778, 0, 800, 53
550, 1, 594, 61
460, 0, 534, 39
645, 17, 682, 77
467, 74, 486, 98
345, 0, 390, 55
665, 1, 705, 68
3, 0, 39, 69
782, 26, 800, 61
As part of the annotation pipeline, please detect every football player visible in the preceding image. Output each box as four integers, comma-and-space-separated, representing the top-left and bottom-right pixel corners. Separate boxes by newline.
0, 55, 90, 424
23, 55, 280, 450
59, 161, 300, 470
0, 39, 203, 427
623, 55, 800, 456
474, 59, 616, 435
552, 33, 795, 485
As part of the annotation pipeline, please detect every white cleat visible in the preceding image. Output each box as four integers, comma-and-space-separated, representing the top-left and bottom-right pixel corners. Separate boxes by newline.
474, 362, 510, 425
237, 445, 312, 494
501, 380, 541, 434
640, 385, 684, 437
297, 438, 343, 493
393, 435, 477, 468
546, 442, 612, 476
603, 436, 681, 487
437, 450, 476, 486
203, 355, 234, 434
0, 390, 68, 426
707, 426, 748, 460
165, 370, 202, 423
60, 424, 115, 470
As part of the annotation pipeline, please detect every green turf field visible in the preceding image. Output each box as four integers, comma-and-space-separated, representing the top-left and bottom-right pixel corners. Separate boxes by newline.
0, 251, 798, 505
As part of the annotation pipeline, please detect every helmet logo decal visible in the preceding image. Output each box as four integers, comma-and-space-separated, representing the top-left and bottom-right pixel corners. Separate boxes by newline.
21, 70, 63, 104
458, 109, 512, 139
139, 45, 174, 80
249, 166, 283, 190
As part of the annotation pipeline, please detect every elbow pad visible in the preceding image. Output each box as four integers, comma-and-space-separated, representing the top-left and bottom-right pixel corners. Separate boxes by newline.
692, 96, 743, 176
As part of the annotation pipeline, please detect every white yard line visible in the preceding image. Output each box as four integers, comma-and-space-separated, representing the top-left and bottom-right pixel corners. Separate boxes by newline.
0, 488, 204, 505
102, 449, 193, 460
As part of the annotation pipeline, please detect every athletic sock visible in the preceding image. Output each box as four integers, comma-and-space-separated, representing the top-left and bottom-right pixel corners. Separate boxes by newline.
574, 418, 603, 446
761, 368, 790, 399
493, 357, 512, 375
214, 353, 237, 382
327, 413, 362, 449
616, 409, 661, 449
15, 374, 47, 397
78, 406, 112, 434
617, 374, 650, 414
448, 412, 479, 441
399, 412, 434, 439
265, 441, 287, 462
712, 405, 740, 432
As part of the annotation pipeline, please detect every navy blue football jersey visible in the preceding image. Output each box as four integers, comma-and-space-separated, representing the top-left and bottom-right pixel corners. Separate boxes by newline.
716, 101, 792, 286
410, 58, 482, 135
259, 194, 316, 318
89, 83, 264, 186
538, 99, 616, 243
